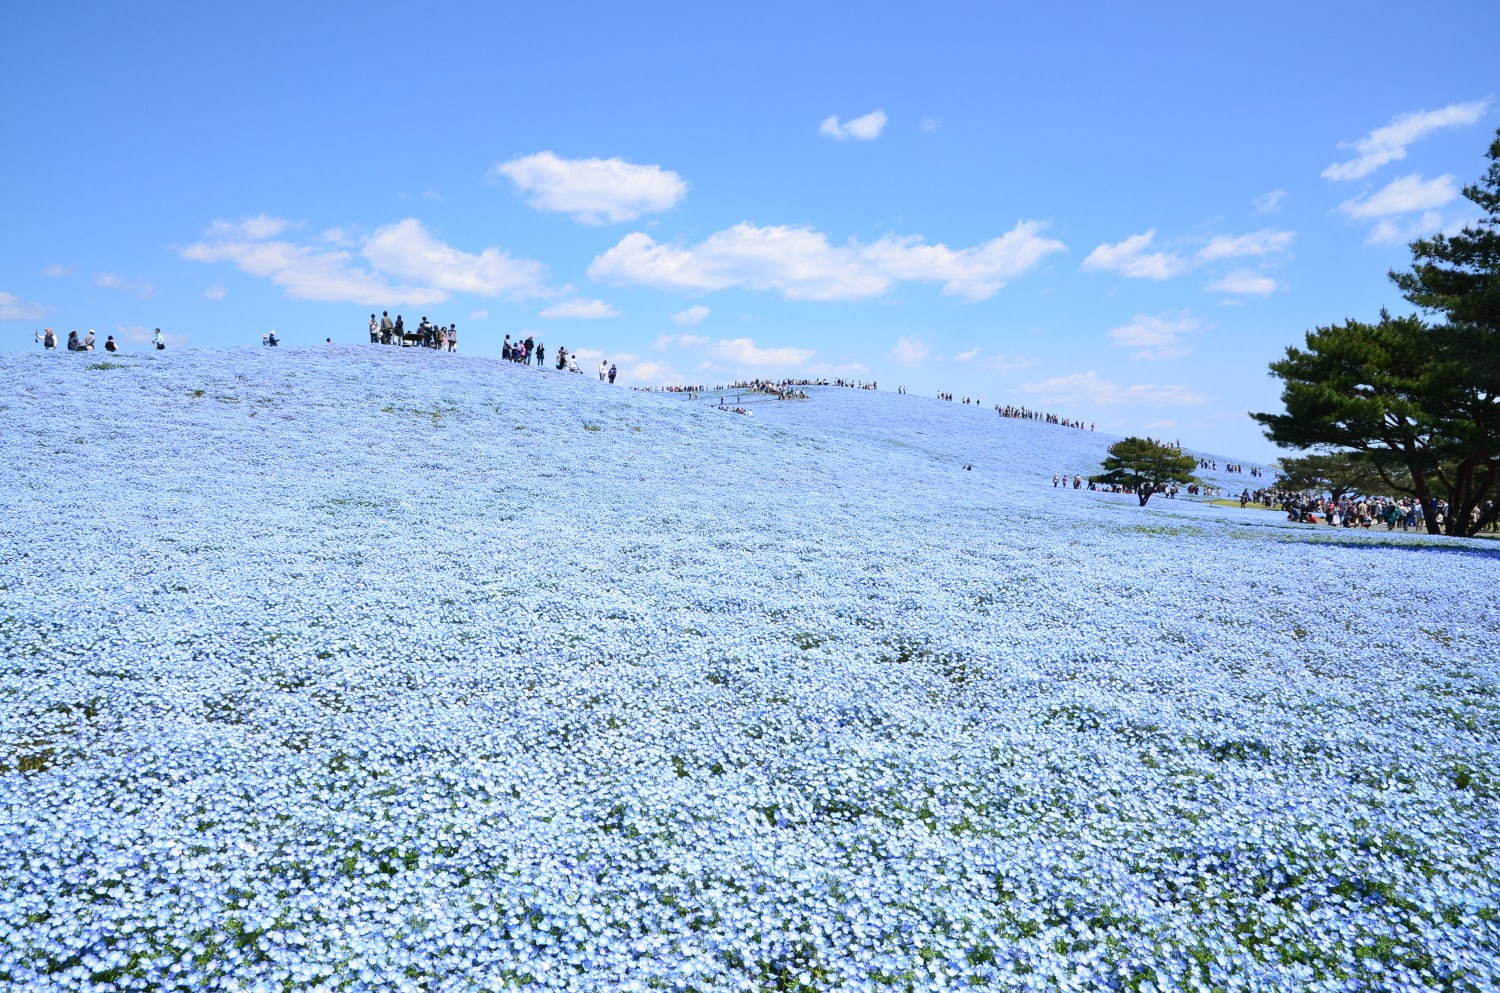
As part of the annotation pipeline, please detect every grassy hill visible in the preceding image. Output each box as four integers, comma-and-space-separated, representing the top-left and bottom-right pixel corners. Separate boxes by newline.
2, 346, 1498, 992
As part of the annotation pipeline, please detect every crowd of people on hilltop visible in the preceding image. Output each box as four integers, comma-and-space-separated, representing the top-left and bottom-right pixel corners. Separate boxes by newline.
35, 328, 167, 352
369, 312, 458, 351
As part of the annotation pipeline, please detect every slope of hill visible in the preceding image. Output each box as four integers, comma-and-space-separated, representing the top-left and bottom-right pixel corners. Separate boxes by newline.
2, 347, 1497, 992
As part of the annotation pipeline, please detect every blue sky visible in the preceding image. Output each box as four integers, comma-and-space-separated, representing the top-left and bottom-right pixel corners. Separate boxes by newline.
3, 1, 1497, 460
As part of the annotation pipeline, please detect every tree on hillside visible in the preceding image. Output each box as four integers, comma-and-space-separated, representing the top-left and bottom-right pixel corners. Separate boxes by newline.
1254, 129, 1500, 537
1092, 437, 1198, 506
1276, 451, 1404, 504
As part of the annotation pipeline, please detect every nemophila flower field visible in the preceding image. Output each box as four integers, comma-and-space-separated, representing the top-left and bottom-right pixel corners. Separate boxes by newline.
1, 346, 1497, 993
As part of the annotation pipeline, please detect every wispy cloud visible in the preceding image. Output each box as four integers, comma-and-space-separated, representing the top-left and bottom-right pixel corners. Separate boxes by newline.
94, 272, 156, 298
42, 264, 73, 278
654, 333, 709, 350
1197, 229, 1295, 262
712, 337, 815, 367
1322, 99, 1491, 181
1019, 370, 1206, 406
539, 298, 619, 320
1205, 270, 1280, 296
672, 305, 710, 326
1107, 313, 1201, 359
1081, 230, 1185, 280
819, 109, 888, 141
1339, 173, 1458, 218
0, 291, 48, 320
888, 336, 932, 367
1253, 190, 1287, 214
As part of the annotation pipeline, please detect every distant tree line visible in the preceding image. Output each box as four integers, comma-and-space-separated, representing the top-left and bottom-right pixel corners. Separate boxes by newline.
1253, 129, 1500, 537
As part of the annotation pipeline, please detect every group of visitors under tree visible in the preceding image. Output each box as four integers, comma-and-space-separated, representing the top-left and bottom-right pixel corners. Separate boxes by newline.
369, 312, 458, 351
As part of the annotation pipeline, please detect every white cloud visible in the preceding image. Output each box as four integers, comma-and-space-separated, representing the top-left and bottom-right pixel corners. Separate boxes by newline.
1365, 210, 1474, 246
672, 304, 710, 326
980, 353, 1038, 373
953, 347, 980, 362
185, 215, 550, 306
819, 109, 888, 141
43, 264, 72, 277
1197, 229, 1295, 262
1339, 173, 1458, 219
888, 336, 931, 367
0, 291, 47, 320
1253, 190, 1287, 214
1108, 313, 1201, 359
539, 297, 619, 320
1322, 99, 1490, 181
589, 220, 1063, 302
1081, 230, 1185, 280
1019, 370, 1206, 407
184, 222, 446, 307
654, 333, 709, 350
363, 218, 548, 297
208, 214, 294, 240
492, 151, 687, 224
468, 309, 490, 320
203, 284, 228, 300
1205, 270, 1280, 296
618, 360, 687, 386
94, 272, 156, 298
712, 337, 815, 367
920, 117, 940, 133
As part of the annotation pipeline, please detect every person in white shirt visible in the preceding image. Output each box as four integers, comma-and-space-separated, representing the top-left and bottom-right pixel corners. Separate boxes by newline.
599, 360, 609, 381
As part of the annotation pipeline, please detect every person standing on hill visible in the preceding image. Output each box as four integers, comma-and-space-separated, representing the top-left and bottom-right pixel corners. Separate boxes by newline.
447, 324, 457, 352
599, 359, 609, 381
534, 342, 544, 367
153, 328, 166, 350
40, 328, 56, 350
608, 363, 618, 384
379, 311, 393, 345
369, 314, 379, 343
524, 336, 535, 365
